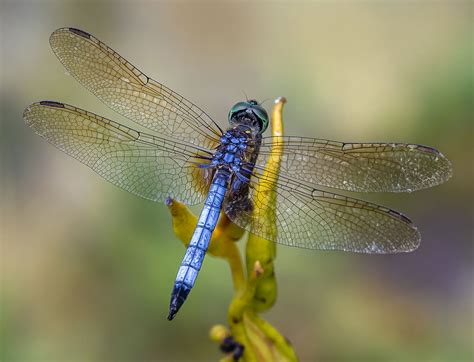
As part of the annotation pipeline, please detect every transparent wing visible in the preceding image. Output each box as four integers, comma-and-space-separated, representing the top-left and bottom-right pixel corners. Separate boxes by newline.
256, 136, 453, 192
49, 27, 222, 149
225, 168, 420, 253
24, 101, 214, 204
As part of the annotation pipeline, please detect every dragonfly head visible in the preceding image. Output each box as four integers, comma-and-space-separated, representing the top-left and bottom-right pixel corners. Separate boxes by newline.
228, 100, 269, 134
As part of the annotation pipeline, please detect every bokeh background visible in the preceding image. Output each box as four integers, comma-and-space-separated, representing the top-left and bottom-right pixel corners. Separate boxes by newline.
1, 1, 472, 361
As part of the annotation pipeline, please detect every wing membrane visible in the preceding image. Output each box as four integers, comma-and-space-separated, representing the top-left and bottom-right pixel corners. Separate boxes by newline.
225, 168, 420, 253
256, 136, 452, 192
24, 101, 214, 204
49, 27, 222, 149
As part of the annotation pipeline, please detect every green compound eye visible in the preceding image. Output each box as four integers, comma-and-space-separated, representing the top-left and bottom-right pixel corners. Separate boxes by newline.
252, 105, 269, 133
228, 101, 269, 133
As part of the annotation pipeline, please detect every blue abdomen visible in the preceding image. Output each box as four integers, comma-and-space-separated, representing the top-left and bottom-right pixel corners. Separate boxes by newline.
168, 169, 231, 320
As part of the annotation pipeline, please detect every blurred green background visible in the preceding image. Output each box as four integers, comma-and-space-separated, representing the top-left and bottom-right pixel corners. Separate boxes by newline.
1, 1, 472, 361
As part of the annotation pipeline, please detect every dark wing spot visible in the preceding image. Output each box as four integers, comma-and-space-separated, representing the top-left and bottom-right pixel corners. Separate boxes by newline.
39, 101, 65, 108
416, 144, 439, 154
68, 28, 91, 39
388, 209, 413, 225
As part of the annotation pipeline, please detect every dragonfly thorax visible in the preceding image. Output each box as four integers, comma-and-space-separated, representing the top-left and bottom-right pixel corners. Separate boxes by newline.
211, 128, 256, 179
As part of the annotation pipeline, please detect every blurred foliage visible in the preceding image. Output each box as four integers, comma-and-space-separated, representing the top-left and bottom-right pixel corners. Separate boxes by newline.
1, 1, 473, 361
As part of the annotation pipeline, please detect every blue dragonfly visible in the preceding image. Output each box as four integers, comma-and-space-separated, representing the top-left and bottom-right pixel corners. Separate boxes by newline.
24, 28, 452, 320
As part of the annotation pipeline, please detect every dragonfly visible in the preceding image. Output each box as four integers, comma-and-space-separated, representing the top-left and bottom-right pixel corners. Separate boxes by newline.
24, 28, 452, 320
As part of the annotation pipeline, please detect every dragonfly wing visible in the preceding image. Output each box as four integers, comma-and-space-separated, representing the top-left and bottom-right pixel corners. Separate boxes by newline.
49, 27, 222, 149
257, 136, 452, 193
224, 168, 420, 253
24, 101, 214, 205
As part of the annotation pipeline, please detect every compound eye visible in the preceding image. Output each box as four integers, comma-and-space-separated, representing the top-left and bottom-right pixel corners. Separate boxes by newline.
252, 106, 269, 133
